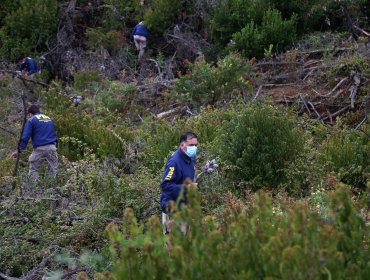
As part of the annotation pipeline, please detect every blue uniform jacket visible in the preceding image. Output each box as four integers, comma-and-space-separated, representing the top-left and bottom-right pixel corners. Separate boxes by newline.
19, 113, 58, 151
160, 148, 195, 213
17, 58, 40, 75
132, 23, 149, 38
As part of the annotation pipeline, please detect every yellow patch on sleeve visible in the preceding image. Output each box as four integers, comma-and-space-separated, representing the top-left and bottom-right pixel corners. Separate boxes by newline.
165, 166, 175, 180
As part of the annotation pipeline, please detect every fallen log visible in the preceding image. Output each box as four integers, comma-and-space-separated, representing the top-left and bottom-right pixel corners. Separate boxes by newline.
156, 107, 180, 119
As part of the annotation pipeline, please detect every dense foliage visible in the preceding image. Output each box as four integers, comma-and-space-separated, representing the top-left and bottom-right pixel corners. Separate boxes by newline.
87, 186, 369, 279
217, 103, 304, 190
0, 0, 369, 278
174, 52, 252, 108
0, 0, 58, 59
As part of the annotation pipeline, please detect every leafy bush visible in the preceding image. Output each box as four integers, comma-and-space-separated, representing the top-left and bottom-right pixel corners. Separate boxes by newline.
99, 0, 141, 30
42, 87, 134, 160
174, 52, 252, 108
97, 82, 139, 115
207, 0, 369, 60
100, 186, 368, 279
144, 0, 182, 34
0, 0, 20, 25
58, 136, 91, 161
232, 9, 297, 58
0, 0, 58, 59
139, 119, 185, 173
208, 0, 272, 46
85, 28, 125, 55
186, 106, 236, 149
317, 127, 370, 189
73, 70, 103, 92
216, 103, 304, 190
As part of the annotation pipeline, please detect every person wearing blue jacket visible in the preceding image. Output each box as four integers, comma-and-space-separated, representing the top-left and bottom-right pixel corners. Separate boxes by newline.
16, 57, 41, 76
160, 131, 198, 234
12, 105, 58, 182
132, 22, 149, 60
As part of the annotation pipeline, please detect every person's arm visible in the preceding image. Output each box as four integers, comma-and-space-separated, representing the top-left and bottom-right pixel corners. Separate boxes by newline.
17, 62, 26, 71
19, 119, 32, 151
160, 161, 183, 201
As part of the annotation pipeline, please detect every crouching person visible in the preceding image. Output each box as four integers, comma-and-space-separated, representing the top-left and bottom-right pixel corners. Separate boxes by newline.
16, 56, 41, 78
12, 105, 58, 189
132, 21, 149, 61
160, 131, 198, 234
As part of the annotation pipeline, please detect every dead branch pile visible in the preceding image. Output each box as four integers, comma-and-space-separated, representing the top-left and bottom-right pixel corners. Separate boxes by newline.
252, 36, 370, 127
164, 23, 210, 61
44, 0, 131, 81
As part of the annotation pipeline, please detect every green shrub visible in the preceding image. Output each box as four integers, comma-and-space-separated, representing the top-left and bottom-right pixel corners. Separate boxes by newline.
85, 28, 124, 55
231, 22, 262, 57
73, 70, 103, 92
208, 0, 272, 46
42, 86, 134, 160
99, 0, 141, 30
0, 0, 20, 25
232, 9, 297, 58
58, 136, 90, 161
144, 0, 182, 34
0, 0, 58, 59
207, 0, 367, 60
139, 119, 185, 172
174, 52, 252, 109
186, 106, 236, 149
97, 82, 139, 114
120, 168, 162, 220
317, 127, 369, 189
216, 103, 304, 190
101, 186, 368, 279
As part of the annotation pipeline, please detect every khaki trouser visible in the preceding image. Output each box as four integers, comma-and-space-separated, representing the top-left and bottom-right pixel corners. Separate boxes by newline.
133, 35, 147, 60
162, 212, 188, 235
29, 144, 58, 182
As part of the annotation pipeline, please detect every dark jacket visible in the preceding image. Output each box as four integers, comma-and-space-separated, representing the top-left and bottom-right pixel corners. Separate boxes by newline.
17, 57, 40, 75
19, 113, 58, 151
132, 23, 149, 38
160, 148, 195, 213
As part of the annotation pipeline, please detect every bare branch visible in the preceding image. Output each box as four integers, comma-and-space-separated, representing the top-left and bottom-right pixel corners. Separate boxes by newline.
0, 126, 17, 136
22, 248, 59, 280
322, 106, 350, 121
324, 77, 349, 97
0, 272, 19, 280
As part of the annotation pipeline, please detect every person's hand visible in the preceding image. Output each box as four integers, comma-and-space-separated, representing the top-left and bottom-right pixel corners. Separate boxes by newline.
183, 178, 198, 190
11, 150, 18, 158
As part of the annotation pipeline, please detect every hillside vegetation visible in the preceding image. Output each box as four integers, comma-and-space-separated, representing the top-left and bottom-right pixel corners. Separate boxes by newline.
0, 0, 369, 279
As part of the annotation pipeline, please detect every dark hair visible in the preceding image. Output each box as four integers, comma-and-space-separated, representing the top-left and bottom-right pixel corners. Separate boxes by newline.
28, 105, 40, 115
179, 131, 198, 144
16, 55, 26, 62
